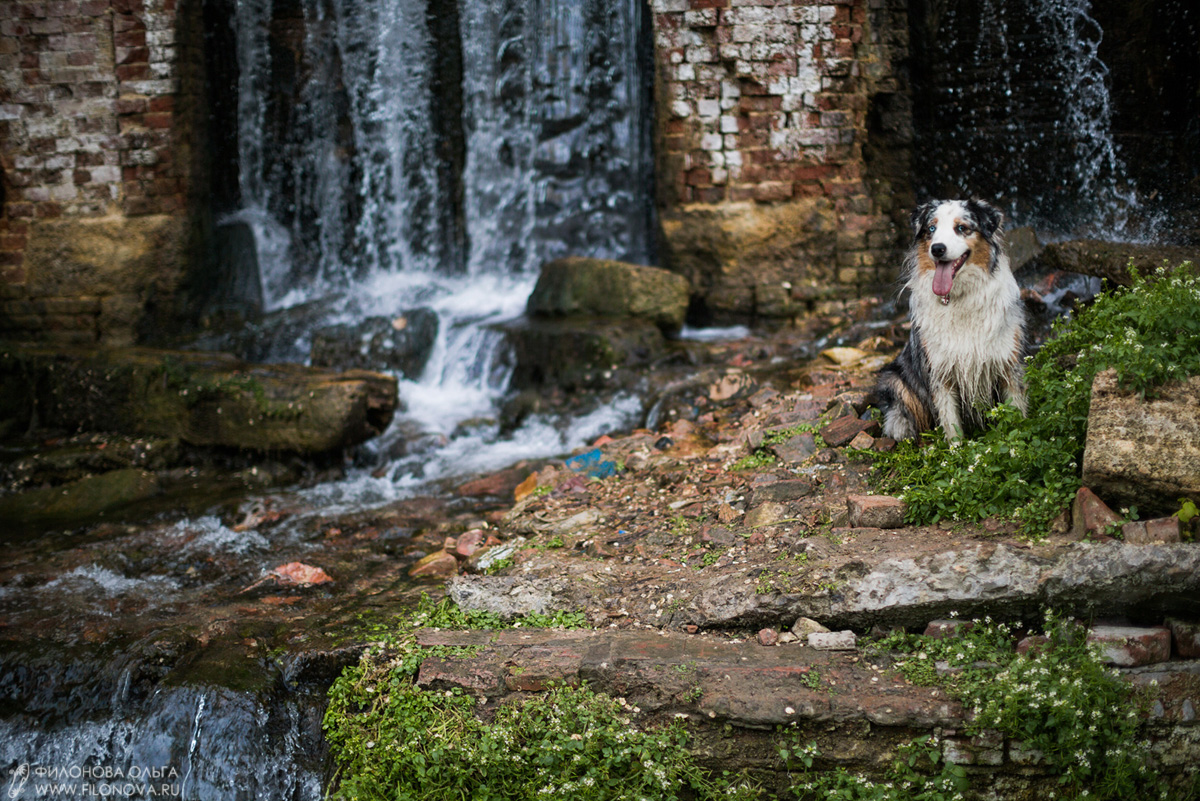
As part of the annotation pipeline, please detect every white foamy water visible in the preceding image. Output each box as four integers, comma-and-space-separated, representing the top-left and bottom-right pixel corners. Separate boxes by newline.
42, 566, 179, 602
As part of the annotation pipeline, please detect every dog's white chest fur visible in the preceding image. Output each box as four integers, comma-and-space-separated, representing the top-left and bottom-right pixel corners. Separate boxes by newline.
911, 257, 1021, 392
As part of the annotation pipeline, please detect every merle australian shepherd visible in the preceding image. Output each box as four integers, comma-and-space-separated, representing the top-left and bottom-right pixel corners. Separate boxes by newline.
874, 199, 1028, 442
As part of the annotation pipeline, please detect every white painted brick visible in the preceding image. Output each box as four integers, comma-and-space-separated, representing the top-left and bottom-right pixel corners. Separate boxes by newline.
651, 0, 688, 11
674, 63, 695, 81
697, 99, 720, 118
708, 150, 725, 167
89, 165, 121, 183
670, 100, 692, 118
711, 167, 728, 184
700, 131, 723, 150
719, 115, 739, 134
818, 6, 838, 23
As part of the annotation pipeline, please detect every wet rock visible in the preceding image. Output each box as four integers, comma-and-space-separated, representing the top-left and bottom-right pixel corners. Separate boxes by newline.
0, 345, 397, 454
1082, 370, 1200, 516
500, 316, 666, 390
1086, 625, 1172, 667
1122, 517, 1183, 545
1037, 240, 1199, 287
1070, 486, 1122, 540
409, 551, 459, 579
1, 434, 180, 489
846, 494, 906, 529
0, 468, 160, 531
526, 257, 690, 333
310, 310, 438, 378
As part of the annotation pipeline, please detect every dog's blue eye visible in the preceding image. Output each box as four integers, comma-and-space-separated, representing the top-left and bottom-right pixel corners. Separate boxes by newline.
956, 225, 972, 235
927, 224, 936, 235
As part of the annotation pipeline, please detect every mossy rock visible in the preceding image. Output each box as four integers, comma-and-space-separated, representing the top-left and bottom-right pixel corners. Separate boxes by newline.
0, 468, 161, 531
526, 257, 690, 333
0, 345, 397, 453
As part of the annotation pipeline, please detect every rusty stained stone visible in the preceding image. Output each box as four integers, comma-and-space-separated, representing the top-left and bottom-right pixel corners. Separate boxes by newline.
1070, 486, 1122, 540
1122, 516, 1182, 545
846, 493, 906, 529
1086, 626, 1172, 667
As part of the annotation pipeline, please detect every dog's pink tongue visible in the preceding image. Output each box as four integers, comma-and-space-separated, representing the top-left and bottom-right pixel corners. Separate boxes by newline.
932, 263, 955, 297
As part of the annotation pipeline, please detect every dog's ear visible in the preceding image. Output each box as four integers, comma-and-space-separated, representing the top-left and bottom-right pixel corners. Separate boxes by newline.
967, 198, 1004, 238
910, 201, 938, 240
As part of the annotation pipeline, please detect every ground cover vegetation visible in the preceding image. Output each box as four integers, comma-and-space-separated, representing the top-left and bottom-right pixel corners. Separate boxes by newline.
866, 262, 1200, 536
323, 598, 1191, 800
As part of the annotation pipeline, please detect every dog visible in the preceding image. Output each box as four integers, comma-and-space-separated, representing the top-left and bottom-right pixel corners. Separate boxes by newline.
874, 198, 1027, 442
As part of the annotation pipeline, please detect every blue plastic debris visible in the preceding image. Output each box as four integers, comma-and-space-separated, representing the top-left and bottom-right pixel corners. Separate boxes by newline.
563, 448, 618, 479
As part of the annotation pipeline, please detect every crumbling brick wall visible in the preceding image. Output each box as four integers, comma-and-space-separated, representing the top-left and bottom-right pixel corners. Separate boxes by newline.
652, 0, 912, 319
0, 0, 203, 343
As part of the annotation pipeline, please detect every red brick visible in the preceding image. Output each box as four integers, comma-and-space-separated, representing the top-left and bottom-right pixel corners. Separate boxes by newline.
66, 50, 95, 67
114, 96, 146, 115
147, 94, 173, 112
692, 186, 725, 203
115, 63, 149, 81
113, 29, 146, 48
34, 202, 63, 217
115, 46, 149, 65
143, 111, 171, 129
81, 0, 109, 15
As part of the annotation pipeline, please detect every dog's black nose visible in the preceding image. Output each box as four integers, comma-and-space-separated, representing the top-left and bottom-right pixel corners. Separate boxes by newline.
930, 243, 946, 259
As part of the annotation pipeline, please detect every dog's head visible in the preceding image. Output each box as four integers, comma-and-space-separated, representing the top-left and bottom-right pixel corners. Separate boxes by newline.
910, 199, 1004, 300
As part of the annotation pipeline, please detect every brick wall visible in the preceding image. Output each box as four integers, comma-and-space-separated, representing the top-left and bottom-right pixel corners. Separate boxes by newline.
0, 0, 199, 343
652, 0, 912, 309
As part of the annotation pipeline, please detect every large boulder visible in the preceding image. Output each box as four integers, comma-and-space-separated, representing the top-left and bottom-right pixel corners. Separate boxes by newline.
1081, 369, 1200, 516
0, 345, 398, 454
526, 257, 690, 333
1037, 240, 1199, 286
310, 310, 439, 378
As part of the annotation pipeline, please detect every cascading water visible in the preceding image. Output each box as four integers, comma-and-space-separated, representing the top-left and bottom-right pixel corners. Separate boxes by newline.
911, 0, 1158, 240
217, 0, 655, 491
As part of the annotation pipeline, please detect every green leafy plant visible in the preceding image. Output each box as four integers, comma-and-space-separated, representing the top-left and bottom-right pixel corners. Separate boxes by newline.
781, 734, 968, 801
324, 594, 760, 801
869, 261, 1200, 537
870, 611, 1167, 800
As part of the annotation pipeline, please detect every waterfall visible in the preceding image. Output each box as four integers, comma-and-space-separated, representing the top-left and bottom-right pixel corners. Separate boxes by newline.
912, 0, 1156, 240
227, 0, 654, 307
